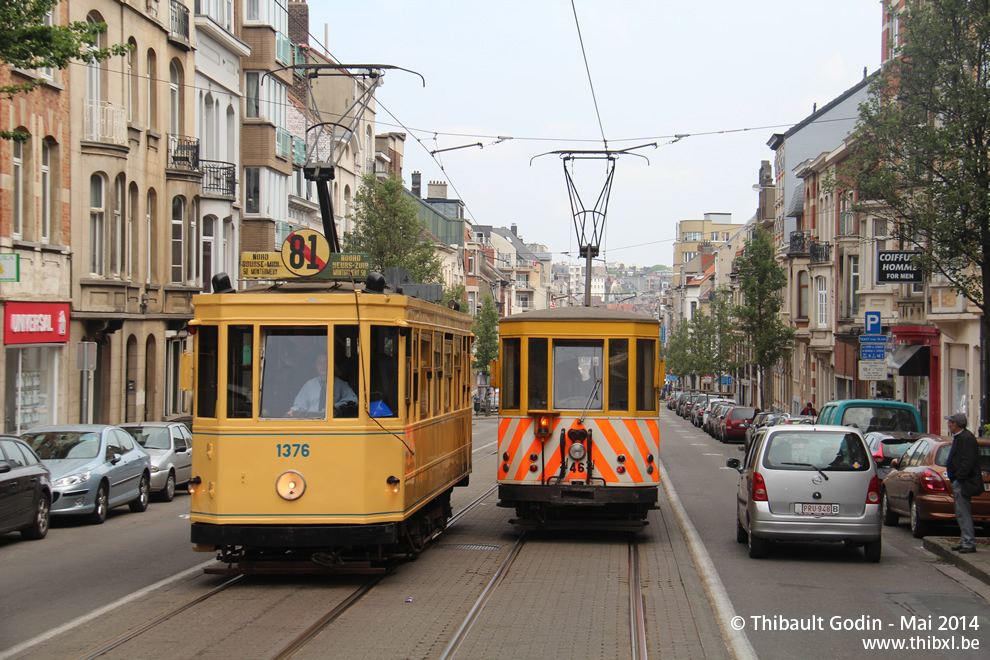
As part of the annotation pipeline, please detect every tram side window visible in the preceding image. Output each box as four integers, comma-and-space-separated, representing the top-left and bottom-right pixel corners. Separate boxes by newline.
636, 338, 657, 411
259, 327, 327, 419
528, 338, 548, 409
419, 330, 431, 417
334, 326, 360, 418
502, 338, 521, 410
553, 340, 603, 410
609, 339, 629, 411
227, 326, 254, 418
369, 326, 398, 418
196, 325, 219, 419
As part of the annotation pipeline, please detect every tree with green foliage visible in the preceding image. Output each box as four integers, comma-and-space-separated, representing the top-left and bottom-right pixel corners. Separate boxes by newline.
472, 295, 499, 375
849, 0, 990, 427
1, 0, 131, 138
692, 286, 741, 393
733, 228, 795, 409
344, 173, 443, 284
664, 320, 698, 385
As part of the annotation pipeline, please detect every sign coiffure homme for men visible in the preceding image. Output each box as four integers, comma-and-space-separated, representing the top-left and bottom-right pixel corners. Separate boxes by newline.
876, 251, 923, 284
3, 302, 70, 344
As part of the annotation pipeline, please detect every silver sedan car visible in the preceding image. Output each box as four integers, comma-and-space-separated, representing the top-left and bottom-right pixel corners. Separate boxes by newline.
726, 425, 882, 562
119, 422, 193, 502
21, 425, 151, 524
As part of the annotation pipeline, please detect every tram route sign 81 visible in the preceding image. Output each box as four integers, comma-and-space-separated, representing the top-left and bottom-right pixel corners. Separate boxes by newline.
240, 230, 369, 280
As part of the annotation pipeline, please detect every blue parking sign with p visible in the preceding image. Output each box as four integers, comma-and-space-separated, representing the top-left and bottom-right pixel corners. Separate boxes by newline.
865, 311, 881, 335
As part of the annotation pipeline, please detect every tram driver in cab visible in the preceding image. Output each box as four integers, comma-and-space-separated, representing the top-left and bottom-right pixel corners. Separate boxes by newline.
286, 353, 358, 417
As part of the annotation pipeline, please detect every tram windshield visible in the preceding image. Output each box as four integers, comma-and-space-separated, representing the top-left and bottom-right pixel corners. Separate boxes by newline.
553, 341, 604, 410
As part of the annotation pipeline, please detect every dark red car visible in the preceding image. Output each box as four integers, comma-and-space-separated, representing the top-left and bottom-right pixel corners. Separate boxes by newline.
880, 435, 990, 538
719, 406, 760, 444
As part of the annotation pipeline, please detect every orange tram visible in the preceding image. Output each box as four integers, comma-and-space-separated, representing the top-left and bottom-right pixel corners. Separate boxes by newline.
493, 307, 662, 529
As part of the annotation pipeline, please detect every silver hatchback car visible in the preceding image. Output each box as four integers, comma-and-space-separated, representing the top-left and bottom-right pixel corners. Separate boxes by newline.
119, 422, 193, 502
726, 425, 882, 562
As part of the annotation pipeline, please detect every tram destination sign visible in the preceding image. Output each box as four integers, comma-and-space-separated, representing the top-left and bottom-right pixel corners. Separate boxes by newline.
239, 251, 370, 280
877, 250, 923, 284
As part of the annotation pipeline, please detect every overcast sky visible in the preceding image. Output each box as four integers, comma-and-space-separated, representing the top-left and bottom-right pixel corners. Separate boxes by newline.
304, 1, 881, 268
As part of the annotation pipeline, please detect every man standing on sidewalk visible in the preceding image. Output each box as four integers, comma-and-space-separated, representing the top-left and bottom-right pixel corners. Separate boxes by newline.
945, 412, 981, 554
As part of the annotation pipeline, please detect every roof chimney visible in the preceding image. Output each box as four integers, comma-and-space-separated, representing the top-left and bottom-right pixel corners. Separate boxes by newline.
411, 171, 421, 198
511, 223, 518, 236
427, 180, 448, 199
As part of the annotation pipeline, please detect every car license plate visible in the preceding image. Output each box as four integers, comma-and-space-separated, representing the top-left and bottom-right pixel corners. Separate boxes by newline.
796, 503, 839, 515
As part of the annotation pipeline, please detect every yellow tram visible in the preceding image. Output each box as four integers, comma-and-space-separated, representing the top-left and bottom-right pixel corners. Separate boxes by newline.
186, 255, 473, 571
493, 307, 661, 528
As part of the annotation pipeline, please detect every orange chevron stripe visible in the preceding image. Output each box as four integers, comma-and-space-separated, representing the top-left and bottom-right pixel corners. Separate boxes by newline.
513, 437, 545, 481
590, 441, 617, 482
544, 444, 562, 481
597, 420, 642, 482
624, 419, 658, 482
499, 418, 532, 479
498, 417, 512, 443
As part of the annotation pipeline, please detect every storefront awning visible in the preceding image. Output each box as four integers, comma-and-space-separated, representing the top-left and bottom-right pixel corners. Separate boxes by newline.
886, 344, 929, 376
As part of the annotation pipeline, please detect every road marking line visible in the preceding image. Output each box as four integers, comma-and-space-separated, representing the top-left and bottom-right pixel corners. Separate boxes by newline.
657, 460, 757, 660
0, 559, 217, 660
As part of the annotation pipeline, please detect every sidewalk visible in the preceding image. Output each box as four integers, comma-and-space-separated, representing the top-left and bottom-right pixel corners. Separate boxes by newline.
923, 536, 990, 586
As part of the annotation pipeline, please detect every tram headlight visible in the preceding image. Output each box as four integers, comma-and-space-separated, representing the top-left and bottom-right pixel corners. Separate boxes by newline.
275, 470, 306, 501
568, 443, 586, 461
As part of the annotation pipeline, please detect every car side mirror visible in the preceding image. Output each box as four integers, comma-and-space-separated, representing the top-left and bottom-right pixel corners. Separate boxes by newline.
889, 458, 899, 469
109, 453, 122, 465
726, 457, 741, 470
0, 460, 10, 474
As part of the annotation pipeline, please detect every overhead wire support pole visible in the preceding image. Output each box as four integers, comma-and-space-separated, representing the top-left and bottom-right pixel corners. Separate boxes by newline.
281, 63, 425, 251
531, 143, 657, 306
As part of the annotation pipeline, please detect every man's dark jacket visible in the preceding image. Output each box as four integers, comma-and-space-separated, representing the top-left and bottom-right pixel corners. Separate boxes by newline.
947, 429, 983, 498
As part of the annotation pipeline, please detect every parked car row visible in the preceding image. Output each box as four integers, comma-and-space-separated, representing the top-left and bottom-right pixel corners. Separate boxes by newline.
0, 422, 192, 543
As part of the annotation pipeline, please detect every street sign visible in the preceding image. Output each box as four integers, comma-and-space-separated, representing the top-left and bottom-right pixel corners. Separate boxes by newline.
877, 251, 923, 283
861, 343, 886, 360
864, 311, 881, 335
720, 376, 732, 386
859, 360, 887, 380
858, 335, 888, 343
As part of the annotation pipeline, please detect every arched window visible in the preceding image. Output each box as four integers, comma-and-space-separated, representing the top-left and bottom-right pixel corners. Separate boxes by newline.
12, 137, 24, 238
41, 140, 52, 243
797, 271, 809, 319
129, 182, 139, 278
169, 61, 181, 135
202, 215, 216, 292
816, 276, 828, 328
147, 50, 158, 130
147, 189, 158, 284
91, 174, 106, 275
171, 196, 185, 283
111, 174, 125, 276
127, 38, 138, 123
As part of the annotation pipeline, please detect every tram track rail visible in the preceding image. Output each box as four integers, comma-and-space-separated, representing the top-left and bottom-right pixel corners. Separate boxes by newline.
70, 483, 501, 660
438, 531, 649, 660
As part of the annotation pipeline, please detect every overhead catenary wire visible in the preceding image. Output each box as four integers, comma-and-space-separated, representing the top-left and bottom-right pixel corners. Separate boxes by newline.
571, 0, 608, 150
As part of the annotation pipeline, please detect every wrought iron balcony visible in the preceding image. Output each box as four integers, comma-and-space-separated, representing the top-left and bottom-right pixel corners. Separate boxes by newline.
200, 160, 235, 196
809, 240, 832, 264
167, 134, 200, 171
170, 0, 190, 43
789, 230, 812, 255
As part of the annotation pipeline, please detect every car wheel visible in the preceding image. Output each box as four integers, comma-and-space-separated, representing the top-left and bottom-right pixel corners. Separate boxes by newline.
864, 538, 882, 563
747, 529, 766, 558
158, 472, 176, 502
736, 518, 747, 544
21, 493, 51, 540
130, 474, 150, 512
88, 484, 109, 525
880, 490, 899, 526
909, 498, 929, 538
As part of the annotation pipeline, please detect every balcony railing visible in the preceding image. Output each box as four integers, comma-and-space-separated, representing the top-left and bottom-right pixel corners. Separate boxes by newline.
200, 160, 235, 196
292, 136, 306, 166
167, 134, 200, 171
276, 127, 291, 159
276, 31, 291, 66
789, 230, 812, 255
170, 0, 190, 42
809, 240, 832, 264
838, 210, 859, 236
84, 100, 126, 145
